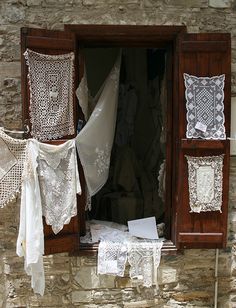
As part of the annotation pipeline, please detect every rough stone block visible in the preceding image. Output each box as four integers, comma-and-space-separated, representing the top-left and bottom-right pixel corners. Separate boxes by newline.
159, 267, 178, 284
72, 290, 93, 303
74, 266, 115, 289
165, 0, 208, 7
209, 0, 232, 8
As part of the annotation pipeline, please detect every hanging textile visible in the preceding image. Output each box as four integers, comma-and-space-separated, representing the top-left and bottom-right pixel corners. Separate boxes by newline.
76, 53, 121, 196
185, 155, 224, 213
0, 128, 27, 208
36, 139, 81, 234
16, 139, 45, 296
97, 227, 129, 277
184, 73, 226, 140
127, 239, 163, 288
24, 49, 75, 141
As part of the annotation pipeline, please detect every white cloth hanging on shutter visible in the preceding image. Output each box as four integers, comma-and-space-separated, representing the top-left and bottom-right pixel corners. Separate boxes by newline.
0, 128, 27, 208
16, 138, 81, 295
16, 139, 45, 296
185, 154, 224, 213
75, 53, 121, 196
37, 139, 81, 234
24, 49, 75, 141
184, 73, 226, 140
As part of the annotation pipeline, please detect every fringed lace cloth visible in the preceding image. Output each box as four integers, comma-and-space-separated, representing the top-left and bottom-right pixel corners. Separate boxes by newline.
76, 53, 121, 196
127, 239, 163, 288
186, 155, 224, 213
184, 74, 226, 140
24, 49, 75, 141
0, 128, 27, 208
37, 139, 81, 234
17, 138, 81, 296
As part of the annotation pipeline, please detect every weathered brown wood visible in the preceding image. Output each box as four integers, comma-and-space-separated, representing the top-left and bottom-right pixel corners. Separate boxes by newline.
65, 24, 187, 45
174, 32, 231, 249
21, 27, 81, 256
181, 139, 229, 149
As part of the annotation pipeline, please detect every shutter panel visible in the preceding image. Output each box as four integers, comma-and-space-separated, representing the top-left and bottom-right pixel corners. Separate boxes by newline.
173, 33, 231, 249
21, 27, 81, 254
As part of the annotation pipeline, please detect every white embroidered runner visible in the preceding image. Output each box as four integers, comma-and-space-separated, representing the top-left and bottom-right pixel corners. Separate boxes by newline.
24, 49, 75, 141
186, 155, 224, 213
184, 74, 226, 140
0, 128, 27, 208
76, 53, 121, 196
36, 139, 81, 234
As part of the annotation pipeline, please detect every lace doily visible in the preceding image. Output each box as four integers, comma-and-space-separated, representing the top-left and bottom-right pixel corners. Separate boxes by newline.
186, 155, 224, 213
127, 239, 163, 288
24, 49, 75, 141
184, 74, 226, 139
37, 139, 81, 234
0, 128, 27, 208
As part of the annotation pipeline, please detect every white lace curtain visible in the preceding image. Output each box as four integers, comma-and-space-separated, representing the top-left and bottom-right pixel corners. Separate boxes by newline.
76, 52, 121, 196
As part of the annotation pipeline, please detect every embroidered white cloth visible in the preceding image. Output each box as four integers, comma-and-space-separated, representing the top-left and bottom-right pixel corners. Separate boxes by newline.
76, 53, 121, 196
24, 49, 75, 141
186, 155, 224, 213
16, 140, 45, 296
36, 139, 81, 234
184, 74, 226, 139
0, 128, 27, 208
127, 239, 163, 288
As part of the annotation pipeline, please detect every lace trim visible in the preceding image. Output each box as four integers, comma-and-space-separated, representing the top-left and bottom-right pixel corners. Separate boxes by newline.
184, 74, 226, 140
24, 49, 75, 141
0, 129, 27, 208
186, 155, 224, 213
94, 143, 111, 177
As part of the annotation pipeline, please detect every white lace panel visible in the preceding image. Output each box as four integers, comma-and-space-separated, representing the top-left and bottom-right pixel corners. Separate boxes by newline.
0, 128, 27, 208
184, 74, 226, 140
24, 49, 75, 141
186, 155, 224, 213
37, 139, 81, 234
127, 240, 163, 288
76, 53, 121, 196
98, 240, 128, 276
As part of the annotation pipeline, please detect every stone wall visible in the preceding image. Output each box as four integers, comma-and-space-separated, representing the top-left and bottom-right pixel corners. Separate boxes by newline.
0, 0, 236, 307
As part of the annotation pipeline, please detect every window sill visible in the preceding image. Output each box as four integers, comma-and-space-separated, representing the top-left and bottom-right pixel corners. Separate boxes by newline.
74, 240, 179, 256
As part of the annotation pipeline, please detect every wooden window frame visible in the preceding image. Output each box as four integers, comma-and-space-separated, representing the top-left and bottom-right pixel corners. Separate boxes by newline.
21, 25, 231, 255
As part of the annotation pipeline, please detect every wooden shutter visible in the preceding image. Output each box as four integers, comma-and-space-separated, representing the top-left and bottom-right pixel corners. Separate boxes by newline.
173, 33, 231, 249
21, 27, 81, 254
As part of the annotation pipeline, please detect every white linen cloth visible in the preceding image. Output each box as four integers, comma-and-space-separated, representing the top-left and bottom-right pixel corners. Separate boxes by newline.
16, 139, 45, 296
16, 138, 81, 295
75, 54, 121, 196
0, 128, 27, 208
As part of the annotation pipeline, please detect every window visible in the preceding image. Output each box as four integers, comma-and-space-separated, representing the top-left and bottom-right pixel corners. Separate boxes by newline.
21, 26, 231, 254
